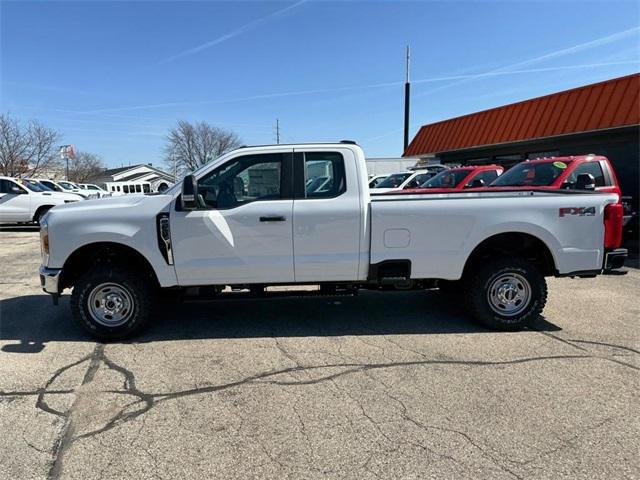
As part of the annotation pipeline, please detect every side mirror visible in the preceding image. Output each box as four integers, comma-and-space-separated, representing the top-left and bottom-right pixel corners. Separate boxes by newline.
468, 179, 485, 188
180, 175, 199, 210
575, 173, 596, 191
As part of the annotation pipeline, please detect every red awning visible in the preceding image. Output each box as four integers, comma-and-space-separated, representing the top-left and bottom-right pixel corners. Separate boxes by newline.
404, 73, 640, 157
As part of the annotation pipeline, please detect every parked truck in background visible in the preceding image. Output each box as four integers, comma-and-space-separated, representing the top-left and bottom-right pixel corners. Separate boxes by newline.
389, 165, 504, 194
0, 177, 83, 224
38, 143, 627, 340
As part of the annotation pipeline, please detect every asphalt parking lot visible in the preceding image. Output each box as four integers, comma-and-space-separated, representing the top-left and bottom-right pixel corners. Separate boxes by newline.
0, 227, 638, 480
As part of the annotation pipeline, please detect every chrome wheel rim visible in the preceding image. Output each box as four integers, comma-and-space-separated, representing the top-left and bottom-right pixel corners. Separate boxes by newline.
87, 283, 134, 327
486, 273, 531, 317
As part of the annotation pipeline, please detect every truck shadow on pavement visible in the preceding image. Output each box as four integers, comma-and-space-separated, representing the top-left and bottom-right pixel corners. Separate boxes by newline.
0, 290, 561, 353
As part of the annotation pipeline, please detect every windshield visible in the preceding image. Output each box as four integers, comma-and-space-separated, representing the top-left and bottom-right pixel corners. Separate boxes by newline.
40, 180, 63, 192
58, 181, 77, 190
17, 178, 48, 192
375, 173, 412, 188
420, 169, 470, 188
491, 161, 572, 187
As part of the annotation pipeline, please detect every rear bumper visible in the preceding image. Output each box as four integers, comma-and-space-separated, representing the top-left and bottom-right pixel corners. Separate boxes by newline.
39, 266, 62, 294
604, 248, 627, 271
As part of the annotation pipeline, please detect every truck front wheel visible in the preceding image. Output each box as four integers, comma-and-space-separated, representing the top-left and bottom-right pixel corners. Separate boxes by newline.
70, 266, 153, 340
466, 257, 547, 330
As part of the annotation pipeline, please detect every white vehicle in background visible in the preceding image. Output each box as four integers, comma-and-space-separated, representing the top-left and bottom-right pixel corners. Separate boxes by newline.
103, 181, 152, 196
34, 179, 98, 199
79, 183, 111, 198
58, 180, 99, 199
0, 177, 82, 224
368, 174, 389, 188
371, 168, 445, 193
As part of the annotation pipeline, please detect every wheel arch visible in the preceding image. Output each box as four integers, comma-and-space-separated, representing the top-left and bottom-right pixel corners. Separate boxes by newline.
33, 205, 54, 223
462, 232, 557, 278
60, 241, 160, 291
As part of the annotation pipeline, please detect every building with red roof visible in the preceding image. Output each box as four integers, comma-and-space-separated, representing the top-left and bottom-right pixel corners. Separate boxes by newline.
404, 73, 640, 211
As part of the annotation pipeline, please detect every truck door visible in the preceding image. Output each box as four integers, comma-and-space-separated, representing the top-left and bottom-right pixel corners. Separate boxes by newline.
170, 151, 295, 286
292, 149, 362, 282
0, 179, 30, 223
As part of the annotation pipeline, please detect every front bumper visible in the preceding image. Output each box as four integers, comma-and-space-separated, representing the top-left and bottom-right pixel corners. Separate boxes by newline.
39, 266, 62, 294
604, 248, 627, 271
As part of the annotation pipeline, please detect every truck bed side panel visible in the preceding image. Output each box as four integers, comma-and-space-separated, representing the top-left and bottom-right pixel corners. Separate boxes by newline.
370, 192, 618, 279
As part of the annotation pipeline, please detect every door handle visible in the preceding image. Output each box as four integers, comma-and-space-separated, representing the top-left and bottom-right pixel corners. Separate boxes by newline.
260, 216, 286, 222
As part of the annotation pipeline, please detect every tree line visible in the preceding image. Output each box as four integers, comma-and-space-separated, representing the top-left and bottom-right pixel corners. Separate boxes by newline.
0, 113, 242, 182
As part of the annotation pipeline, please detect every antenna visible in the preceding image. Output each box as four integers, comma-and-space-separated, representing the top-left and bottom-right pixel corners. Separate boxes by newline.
275, 118, 280, 144
403, 45, 411, 152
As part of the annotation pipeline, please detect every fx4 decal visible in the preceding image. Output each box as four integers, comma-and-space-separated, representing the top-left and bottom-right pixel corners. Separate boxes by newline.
559, 206, 596, 217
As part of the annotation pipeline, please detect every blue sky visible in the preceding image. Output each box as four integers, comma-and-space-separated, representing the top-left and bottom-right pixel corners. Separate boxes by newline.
1, 0, 639, 168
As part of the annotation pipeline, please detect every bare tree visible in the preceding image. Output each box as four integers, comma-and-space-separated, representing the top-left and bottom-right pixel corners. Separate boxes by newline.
0, 113, 62, 177
67, 151, 107, 183
164, 120, 242, 175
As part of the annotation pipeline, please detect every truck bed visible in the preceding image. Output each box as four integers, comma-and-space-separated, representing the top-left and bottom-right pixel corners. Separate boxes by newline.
369, 190, 619, 280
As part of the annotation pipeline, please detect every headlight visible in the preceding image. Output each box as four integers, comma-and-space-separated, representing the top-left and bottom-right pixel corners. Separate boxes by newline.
40, 218, 50, 265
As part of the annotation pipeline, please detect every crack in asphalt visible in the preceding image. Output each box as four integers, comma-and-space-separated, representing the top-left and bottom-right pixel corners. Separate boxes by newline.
0, 337, 637, 478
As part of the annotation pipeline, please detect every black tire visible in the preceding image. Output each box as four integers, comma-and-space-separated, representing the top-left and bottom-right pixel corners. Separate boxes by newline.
70, 266, 154, 340
33, 206, 52, 225
465, 257, 547, 331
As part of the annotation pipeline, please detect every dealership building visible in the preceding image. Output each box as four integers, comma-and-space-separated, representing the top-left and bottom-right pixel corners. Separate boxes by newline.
403, 73, 640, 211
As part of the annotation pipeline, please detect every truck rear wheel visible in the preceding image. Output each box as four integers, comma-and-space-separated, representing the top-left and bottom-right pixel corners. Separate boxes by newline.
466, 257, 547, 330
70, 266, 153, 340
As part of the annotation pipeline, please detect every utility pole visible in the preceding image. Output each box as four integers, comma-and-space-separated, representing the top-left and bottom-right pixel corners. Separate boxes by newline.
403, 45, 411, 152
275, 118, 280, 144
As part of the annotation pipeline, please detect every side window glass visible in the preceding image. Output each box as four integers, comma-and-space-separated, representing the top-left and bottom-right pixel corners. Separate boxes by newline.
4, 180, 26, 194
123, 185, 129, 193
481, 171, 499, 184
303, 152, 346, 198
143, 184, 150, 193
565, 162, 605, 187
135, 185, 141, 193
198, 153, 283, 209
0, 179, 8, 193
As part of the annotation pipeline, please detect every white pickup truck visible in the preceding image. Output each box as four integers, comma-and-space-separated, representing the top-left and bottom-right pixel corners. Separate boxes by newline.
38, 142, 627, 339
0, 177, 83, 224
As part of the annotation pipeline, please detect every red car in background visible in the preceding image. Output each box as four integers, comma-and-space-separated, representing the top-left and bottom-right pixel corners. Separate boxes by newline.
391, 165, 504, 194
484, 155, 621, 197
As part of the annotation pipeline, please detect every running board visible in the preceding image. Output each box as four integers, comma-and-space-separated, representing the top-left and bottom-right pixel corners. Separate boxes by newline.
182, 286, 359, 302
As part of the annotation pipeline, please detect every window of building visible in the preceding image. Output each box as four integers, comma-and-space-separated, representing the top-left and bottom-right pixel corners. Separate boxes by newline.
527, 151, 559, 159
198, 153, 283, 209
467, 158, 491, 165
303, 152, 346, 198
